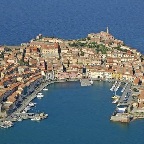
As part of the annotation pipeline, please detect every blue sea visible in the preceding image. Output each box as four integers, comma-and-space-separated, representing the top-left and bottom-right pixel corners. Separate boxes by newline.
0, 0, 144, 144
1, 81, 144, 144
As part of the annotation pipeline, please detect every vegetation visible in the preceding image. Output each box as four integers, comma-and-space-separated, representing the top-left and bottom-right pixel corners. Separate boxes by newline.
4, 47, 12, 51
133, 88, 139, 92
69, 41, 87, 47
96, 44, 109, 54
114, 46, 127, 52
17, 59, 29, 66
0, 52, 4, 59
69, 41, 110, 54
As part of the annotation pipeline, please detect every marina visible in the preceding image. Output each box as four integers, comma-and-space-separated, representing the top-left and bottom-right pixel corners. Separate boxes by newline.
0, 81, 144, 144
0, 80, 53, 128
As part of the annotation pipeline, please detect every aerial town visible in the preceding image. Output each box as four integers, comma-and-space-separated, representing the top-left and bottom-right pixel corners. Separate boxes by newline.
0, 28, 144, 127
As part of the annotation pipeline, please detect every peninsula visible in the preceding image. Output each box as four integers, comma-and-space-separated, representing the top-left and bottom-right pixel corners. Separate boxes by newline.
0, 28, 144, 127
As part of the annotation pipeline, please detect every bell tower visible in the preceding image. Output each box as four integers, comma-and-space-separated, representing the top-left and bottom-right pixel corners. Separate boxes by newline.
106, 27, 109, 34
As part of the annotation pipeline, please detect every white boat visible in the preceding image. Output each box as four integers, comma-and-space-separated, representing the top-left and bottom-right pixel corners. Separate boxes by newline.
18, 118, 23, 121
90, 79, 93, 85
24, 106, 31, 112
37, 92, 44, 98
29, 102, 36, 107
110, 86, 115, 91
31, 117, 41, 121
22, 110, 26, 113
0, 121, 13, 128
112, 98, 119, 104
43, 87, 48, 91
121, 83, 128, 92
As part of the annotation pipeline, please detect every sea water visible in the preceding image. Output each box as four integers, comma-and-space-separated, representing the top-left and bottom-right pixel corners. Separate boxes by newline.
0, 81, 144, 144
0, 0, 144, 54
0, 0, 144, 143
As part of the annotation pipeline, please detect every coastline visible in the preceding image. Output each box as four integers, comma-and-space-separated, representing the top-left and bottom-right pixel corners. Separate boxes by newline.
5, 78, 79, 121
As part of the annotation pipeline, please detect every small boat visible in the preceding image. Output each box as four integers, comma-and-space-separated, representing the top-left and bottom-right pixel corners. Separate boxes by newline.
90, 79, 93, 85
29, 102, 36, 107
24, 106, 31, 112
37, 93, 44, 98
0, 121, 13, 128
17, 118, 23, 122
31, 117, 41, 121
43, 87, 48, 91
112, 98, 119, 104
22, 110, 26, 113
111, 96, 118, 99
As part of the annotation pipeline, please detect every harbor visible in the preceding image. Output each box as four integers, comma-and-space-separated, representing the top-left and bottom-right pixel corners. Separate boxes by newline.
109, 80, 144, 123
0, 80, 52, 128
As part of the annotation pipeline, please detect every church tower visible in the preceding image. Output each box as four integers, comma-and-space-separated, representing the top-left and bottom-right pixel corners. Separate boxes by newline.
106, 27, 109, 34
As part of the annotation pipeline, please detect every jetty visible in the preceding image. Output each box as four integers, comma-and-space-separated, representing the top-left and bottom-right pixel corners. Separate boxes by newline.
110, 82, 134, 123
80, 78, 92, 86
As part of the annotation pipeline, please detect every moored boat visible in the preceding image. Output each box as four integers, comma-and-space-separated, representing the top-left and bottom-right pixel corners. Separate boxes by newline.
43, 87, 48, 91
112, 98, 119, 104
37, 93, 44, 98
29, 102, 36, 107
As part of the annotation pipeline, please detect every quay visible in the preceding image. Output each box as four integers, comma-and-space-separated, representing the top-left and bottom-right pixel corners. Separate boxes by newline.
110, 82, 134, 123
0, 80, 53, 128
80, 78, 93, 86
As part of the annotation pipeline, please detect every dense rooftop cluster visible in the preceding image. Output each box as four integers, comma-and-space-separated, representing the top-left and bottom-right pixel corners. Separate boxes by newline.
0, 29, 144, 118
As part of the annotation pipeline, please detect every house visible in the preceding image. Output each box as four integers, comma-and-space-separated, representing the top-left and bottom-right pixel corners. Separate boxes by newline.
138, 90, 144, 108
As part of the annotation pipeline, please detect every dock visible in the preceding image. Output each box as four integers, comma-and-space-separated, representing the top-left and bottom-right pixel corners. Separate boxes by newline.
80, 78, 91, 86
110, 82, 134, 123
110, 113, 132, 123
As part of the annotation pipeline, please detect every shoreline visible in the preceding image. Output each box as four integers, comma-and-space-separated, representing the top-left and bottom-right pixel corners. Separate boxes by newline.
5, 78, 80, 121
1, 78, 142, 125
